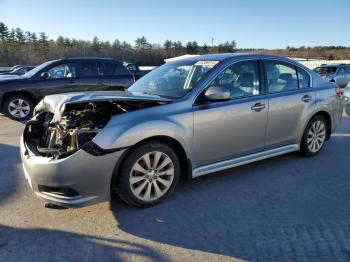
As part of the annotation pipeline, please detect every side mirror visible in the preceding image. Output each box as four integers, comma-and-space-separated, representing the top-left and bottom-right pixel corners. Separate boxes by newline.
41, 72, 49, 79
204, 86, 230, 101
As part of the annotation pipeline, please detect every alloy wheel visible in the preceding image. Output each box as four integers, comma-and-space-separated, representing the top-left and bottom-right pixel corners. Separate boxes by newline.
7, 98, 31, 119
129, 151, 174, 202
307, 120, 326, 153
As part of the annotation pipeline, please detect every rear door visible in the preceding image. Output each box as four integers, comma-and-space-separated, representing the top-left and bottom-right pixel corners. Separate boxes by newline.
78, 61, 110, 91
263, 60, 314, 147
104, 62, 133, 91
193, 60, 268, 166
38, 62, 79, 96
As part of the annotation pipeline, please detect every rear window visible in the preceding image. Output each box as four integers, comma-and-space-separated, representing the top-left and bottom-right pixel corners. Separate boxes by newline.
297, 68, 310, 88
314, 66, 337, 75
80, 62, 104, 77
104, 62, 118, 75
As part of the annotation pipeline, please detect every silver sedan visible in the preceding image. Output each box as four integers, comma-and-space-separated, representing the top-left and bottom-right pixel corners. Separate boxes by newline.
20, 54, 343, 208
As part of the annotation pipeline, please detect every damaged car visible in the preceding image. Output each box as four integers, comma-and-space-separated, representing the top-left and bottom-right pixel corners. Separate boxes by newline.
21, 54, 343, 208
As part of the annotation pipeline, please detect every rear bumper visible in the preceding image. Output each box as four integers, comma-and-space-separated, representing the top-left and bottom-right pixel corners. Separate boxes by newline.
20, 136, 125, 208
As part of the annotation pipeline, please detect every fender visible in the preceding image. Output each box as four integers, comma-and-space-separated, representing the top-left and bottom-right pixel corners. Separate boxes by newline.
93, 111, 193, 159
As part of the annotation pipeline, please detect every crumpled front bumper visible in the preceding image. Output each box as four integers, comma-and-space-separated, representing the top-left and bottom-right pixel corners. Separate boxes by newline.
20, 136, 125, 208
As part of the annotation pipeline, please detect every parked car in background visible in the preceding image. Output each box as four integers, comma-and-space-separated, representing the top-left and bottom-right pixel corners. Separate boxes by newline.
20, 54, 343, 208
0, 57, 134, 120
0, 65, 24, 74
0, 66, 35, 76
123, 62, 153, 80
313, 64, 350, 88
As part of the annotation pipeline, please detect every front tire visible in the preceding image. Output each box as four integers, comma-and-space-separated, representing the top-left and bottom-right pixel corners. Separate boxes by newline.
115, 141, 180, 207
2, 94, 34, 121
300, 115, 327, 157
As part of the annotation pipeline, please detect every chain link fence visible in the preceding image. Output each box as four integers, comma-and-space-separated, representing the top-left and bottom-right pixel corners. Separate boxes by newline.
292, 59, 350, 69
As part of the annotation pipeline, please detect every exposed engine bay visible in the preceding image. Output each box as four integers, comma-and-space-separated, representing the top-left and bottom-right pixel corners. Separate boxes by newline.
23, 100, 164, 159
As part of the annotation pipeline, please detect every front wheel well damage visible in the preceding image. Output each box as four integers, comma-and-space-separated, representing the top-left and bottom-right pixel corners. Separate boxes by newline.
110, 136, 192, 198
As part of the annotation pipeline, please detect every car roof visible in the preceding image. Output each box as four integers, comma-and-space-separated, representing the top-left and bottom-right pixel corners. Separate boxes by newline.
60, 57, 118, 62
174, 53, 299, 63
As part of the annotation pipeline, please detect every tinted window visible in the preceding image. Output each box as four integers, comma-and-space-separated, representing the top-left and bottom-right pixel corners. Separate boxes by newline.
345, 66, 350, 77
104, 62, 118, 75
47, 63, 77, 79
210, 60, 260, 99
264, 61, 298, 93
80, 62, 104, 77
337, 68, 346, 77
297, 67, 310, 88
314, 66, 337, 75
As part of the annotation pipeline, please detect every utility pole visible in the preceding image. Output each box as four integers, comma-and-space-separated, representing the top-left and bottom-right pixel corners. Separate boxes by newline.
211, 37, 214, 47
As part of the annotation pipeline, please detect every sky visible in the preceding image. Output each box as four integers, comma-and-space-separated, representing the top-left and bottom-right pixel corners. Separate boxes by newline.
0, 0, 349, 49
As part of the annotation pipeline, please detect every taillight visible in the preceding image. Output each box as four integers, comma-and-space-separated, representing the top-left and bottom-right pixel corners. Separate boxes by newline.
132, 75, 136, 83
335, 86, 342, 96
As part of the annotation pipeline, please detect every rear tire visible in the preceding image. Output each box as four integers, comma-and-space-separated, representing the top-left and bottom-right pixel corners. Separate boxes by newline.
300, 115, 327, 157
2, 94, 34, 121
115, 141, 180, 207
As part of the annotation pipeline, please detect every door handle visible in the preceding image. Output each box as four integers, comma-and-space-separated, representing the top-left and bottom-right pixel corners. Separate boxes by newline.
301, 94, 312, 102
251, 103, 266, 111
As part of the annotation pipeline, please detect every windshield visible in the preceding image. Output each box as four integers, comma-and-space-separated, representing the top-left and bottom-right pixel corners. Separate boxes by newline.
128, 60, 219, 98
314, 66, 337, 75
23, 60, 56, 78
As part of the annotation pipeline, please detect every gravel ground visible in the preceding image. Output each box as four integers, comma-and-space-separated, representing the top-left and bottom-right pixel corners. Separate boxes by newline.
0, 108, 350, 262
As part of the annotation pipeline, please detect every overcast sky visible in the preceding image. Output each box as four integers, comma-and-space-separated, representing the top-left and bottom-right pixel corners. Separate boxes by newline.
0, 0, 349, 49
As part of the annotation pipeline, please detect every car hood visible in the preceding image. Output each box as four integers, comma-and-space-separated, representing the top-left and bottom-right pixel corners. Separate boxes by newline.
34, 91, 172, 119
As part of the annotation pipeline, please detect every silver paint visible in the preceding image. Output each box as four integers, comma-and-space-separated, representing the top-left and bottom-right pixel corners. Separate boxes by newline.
21, 54, 343, 207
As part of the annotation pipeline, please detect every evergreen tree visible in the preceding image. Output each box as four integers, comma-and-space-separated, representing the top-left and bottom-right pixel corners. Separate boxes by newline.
112, 39, 121, 50
15, 28, 25, 44
164, 40, 172, 49
135, 36, 151, 49
0, 22, 9, 41
56, 36, 65, 47
92, 36, 100, 52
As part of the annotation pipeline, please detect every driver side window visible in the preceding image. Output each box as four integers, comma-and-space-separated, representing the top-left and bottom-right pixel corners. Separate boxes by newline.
47, 63, 77, 79
209, 60, 260, 99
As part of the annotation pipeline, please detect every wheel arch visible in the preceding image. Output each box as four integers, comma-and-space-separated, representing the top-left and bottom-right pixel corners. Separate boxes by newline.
304, 110, 332, 140
1, 90, 37, 113
110, 135, 192, 199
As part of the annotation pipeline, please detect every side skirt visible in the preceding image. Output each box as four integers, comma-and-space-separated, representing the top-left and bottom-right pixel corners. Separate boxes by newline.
192, 144, 300, 178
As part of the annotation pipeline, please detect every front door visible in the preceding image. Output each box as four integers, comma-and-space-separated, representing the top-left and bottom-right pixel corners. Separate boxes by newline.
38, 62, 79, 96
193, 60, 268, 167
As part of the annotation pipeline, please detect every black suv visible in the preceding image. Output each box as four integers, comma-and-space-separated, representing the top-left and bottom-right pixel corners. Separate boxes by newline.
0, 57, 134, 120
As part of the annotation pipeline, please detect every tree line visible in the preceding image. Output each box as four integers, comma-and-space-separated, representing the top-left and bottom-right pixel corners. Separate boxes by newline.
0, 21, 349, 67
0, 22, 236, 66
